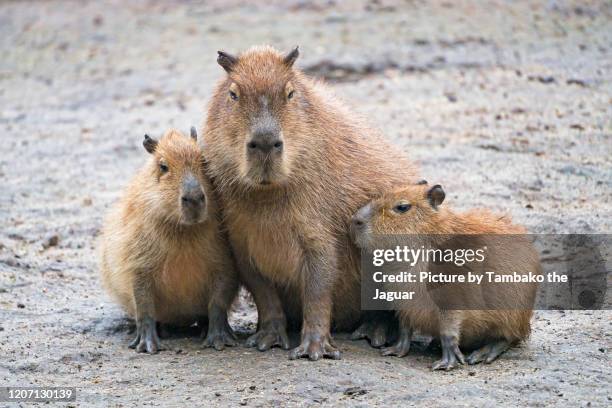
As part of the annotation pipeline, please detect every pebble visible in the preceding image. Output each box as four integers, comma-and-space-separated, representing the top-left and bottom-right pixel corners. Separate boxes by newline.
42, 234, 60, 249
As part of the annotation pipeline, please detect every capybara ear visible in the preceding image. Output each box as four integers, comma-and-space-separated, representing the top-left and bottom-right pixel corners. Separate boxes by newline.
283, 46, 299, 67
190, 126, 198, 141
217, 50, 238, 73
416, 179, 428, 185
427, 184, 445, 209
143, 134, 158, 154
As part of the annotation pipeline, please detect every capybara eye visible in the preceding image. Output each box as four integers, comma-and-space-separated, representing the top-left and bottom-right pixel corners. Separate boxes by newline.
229, 90, 238, 101
159, 163, 169, 173
287, 90, 295, 100
393, 203, 411, 214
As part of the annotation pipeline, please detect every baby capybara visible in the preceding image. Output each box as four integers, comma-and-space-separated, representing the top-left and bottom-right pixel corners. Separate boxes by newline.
100, 128, 238, 353
202, 45, 418, 360
351, 182, 539, 369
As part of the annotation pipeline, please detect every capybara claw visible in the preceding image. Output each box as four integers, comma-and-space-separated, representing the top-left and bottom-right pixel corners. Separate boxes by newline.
350, 312, 394, 348
381, 338, 411, 358
129, 317, 163, 354
289, 333, 341, 361
203, 326, 238, 351
245, 320, 290, 351
381, 326, 411, 357
432, 335, 465, 370
466, 340, 511, 365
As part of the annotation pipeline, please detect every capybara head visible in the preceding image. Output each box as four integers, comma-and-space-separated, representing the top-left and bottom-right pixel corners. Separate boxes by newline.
142, 128, 210, 225
351, 182, 446, 248
210, 45, 306, 188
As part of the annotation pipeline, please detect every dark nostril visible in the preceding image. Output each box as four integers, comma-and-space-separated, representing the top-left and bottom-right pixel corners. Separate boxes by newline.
353, 218, 364, 227
247, 141, 258, 150
273, 141, 283, 149
182, 194, 204, 205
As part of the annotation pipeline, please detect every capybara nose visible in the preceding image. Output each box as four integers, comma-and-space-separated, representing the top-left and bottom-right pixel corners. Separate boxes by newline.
353, 217, 364, 227
181, 190, 205, 207
181, 173, 205, 207
352, 204, 372, 229
247, 133, 283, 154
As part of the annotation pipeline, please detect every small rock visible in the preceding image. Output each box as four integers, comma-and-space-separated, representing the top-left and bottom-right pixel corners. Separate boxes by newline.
344, 386, 367, 396
528, 75, 555, 84
82, 197, 93, 206
566, 78, 587, 87
17, 303, 25, 309
598, 347, 605, 353
525, 204, 533, 209
4, 258, 18, 267
444, 92, 458, 103
42, 234, 60, 249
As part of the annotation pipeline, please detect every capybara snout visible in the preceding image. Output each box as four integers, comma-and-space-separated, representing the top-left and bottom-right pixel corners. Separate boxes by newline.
247, 109, 284, 155
247, 133, 283, 154
179, 171, 206, 225
351, 202, 374, 248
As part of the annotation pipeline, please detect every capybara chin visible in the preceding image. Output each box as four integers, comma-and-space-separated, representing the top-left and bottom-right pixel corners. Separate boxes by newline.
99, 128, 238, 354
203, 45, 418, 360
351, 183, 540, 370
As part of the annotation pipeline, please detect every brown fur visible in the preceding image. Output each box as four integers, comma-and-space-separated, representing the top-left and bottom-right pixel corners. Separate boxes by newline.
202, 45, 418, 358
352, 183, 540, 364
100, 130, 238, 327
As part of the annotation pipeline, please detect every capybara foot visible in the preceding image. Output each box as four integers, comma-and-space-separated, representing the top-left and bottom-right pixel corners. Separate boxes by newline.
289, 332, 341, 361
432, 335, 465, 370
245, 319, 290, 351
202, 321, 238, 351
129, 316, 163, 354
350, 311, 396, 348
381, 326, 412, 357
351, 321, 389, 348
467, 340, 511, 365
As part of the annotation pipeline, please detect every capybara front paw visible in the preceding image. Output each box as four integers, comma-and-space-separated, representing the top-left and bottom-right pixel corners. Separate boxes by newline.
351, 312, 396, 348
289, 332, 341, 361
381, 326, 411, 357
350, 321, 389, 348
202, 323, 238, 351
466, 340, 511, 365
432, 335, 465, 370
245, 319, 290, 351
128, 317, 163, 354
381, 336, 411, 358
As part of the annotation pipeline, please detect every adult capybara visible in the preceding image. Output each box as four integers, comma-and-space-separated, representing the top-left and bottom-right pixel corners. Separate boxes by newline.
202, 45, 418, 360
351, 182, 539, 369
100, 128, 238, 353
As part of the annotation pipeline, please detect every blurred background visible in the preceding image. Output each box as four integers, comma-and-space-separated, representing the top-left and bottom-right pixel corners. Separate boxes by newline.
0, 1, 610, 406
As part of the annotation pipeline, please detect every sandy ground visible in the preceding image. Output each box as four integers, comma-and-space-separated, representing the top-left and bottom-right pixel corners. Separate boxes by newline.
1, 0, 611, 406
